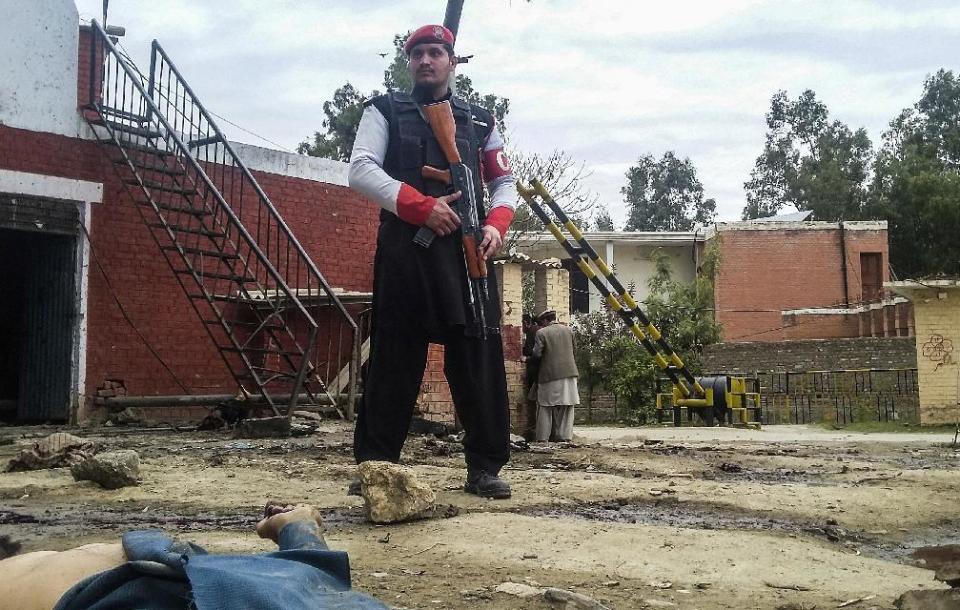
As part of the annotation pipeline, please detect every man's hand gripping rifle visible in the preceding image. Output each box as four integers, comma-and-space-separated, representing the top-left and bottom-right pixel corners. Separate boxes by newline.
412, 100, 489, 338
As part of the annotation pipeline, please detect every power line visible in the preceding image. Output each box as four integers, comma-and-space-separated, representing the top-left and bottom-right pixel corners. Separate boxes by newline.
80, 221, 191, 394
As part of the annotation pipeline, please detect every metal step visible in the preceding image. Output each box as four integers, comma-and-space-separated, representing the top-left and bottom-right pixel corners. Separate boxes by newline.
222, 347, 304, 357
150, 223, 226, 239
129, 178, 197, 196
203, 318, 283, 329
238, 369, 296, 380
114, 156, 186, 176
161, 245, 239, 259
187, 134, 223, 149
111, 140, 174, 157
142, 201, 212, 217
188, 293, 248, 303
96, 106, 149, 124
178, 270, 257, 283
91, 118, 161, 139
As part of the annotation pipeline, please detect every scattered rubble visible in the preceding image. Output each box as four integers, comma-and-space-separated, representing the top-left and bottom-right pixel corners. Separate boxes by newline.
495, 582, 542, 598
107, 407, 145, 426
543, 587, 612, 609
510, 434, 530, 452
895, 589, 960, 609
70, 449, 141, 489
358, 461, 436, 524
234, 416, 291, 439
5, 432, 95, 472
640, 600, 676, 609
408, 416, 455, 437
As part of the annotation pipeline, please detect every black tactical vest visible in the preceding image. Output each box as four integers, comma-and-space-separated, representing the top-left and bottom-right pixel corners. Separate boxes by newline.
379, 92, 487, 221
363, 92, 501, 337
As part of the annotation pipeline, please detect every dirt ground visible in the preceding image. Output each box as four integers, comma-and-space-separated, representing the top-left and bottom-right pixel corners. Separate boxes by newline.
1, 422, 958, 609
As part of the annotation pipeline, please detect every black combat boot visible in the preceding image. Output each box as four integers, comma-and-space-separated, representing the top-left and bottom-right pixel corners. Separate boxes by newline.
464, 469, 511, 499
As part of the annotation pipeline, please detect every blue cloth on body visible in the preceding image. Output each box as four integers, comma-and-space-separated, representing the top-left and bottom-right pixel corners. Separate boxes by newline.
53, 522, 388, 609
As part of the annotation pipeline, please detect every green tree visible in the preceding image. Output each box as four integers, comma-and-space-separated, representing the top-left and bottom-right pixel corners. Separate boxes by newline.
592, 205, 616, 231
301, 32, 510, 160
571, 244, 722, 423
571, 306, 657, 423
742, 90, 873, 221
644, 245, 722, 363
869, 70, 960, 278
296, 83, 373, 162
622, 152, 716, 231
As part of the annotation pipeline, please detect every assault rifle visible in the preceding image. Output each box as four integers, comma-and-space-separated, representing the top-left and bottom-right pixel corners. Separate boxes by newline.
413, 100, 489, 338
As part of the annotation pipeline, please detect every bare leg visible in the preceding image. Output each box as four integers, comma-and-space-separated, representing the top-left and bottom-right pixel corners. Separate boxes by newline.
257, 502, 328, 550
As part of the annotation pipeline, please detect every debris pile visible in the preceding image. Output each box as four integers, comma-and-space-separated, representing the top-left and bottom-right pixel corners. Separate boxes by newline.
5, 433, 95, 472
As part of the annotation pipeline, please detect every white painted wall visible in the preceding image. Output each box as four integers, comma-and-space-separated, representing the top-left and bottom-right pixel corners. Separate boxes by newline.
518, 235, 700, 313
0, 0, 83, 137
230, 141, 349, 186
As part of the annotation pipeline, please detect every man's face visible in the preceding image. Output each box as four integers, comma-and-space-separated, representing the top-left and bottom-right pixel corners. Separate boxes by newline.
408, 43, 455, 90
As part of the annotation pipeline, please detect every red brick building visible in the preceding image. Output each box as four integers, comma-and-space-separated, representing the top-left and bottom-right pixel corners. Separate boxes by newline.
1, 4, 532, 431
711, 220, 910, 342
0, 4, 378, 423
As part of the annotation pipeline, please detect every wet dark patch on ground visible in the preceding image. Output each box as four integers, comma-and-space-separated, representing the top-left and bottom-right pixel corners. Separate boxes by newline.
514, 497, 960, 567
705, 462, 832, 486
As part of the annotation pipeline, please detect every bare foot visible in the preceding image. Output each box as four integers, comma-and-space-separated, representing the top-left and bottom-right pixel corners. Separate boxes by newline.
255, 502, 322, 543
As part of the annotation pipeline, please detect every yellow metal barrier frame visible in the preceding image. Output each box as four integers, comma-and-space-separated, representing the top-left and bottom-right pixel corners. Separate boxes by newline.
517, 179, 705, 400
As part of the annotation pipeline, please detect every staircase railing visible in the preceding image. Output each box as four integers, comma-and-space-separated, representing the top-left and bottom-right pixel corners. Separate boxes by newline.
83, 20, 359, 417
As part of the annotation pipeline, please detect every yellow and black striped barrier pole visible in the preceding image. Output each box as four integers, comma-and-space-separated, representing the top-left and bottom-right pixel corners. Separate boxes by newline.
517, 178, 706, 401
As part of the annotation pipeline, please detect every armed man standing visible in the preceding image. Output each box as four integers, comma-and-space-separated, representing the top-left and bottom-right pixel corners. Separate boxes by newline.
348, 25, 517, 498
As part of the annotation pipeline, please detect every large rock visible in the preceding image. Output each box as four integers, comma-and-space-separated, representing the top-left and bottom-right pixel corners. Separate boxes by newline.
912, 544, 960, 587
495, 582, 542, 598
71, 450, 140, 489
358, 461, 436, 524
895, 589, 960, 609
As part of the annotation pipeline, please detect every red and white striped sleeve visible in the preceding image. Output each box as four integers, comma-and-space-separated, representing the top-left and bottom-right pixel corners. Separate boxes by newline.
479, 120, 517, 239
348, 105, 436, 225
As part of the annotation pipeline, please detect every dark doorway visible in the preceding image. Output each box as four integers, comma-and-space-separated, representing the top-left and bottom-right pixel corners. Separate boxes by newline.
0, 228, 77, 422
860, 252, 883, 303
561, 259, 590, 314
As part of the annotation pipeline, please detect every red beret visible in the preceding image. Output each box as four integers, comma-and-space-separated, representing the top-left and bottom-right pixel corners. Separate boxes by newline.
403, 24, 455, 54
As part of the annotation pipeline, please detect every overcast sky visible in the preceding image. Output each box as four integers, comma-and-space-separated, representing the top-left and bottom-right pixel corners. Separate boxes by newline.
76, 1, 960, 225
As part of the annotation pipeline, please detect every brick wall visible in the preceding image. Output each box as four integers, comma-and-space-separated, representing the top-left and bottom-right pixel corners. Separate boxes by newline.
781, 312, 861, 340
702, 337, 917, 374
252, 170, 377, 291
782, 301, 914, 340
414, 263, 563, 433
712, 224, 889, 342
0, 118, 377, 421
534, 267, 570, 322
910, 289, 960, 425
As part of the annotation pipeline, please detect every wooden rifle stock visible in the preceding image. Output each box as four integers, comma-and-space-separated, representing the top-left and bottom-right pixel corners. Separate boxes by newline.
422, 102, 462, 164
421, 166, 451, 185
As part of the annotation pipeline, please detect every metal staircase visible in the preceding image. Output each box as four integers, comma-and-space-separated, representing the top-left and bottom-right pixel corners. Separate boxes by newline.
82, 20, 360, 417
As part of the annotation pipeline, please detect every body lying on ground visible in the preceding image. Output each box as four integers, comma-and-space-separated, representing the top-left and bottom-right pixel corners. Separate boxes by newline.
0, 503, 388, 610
